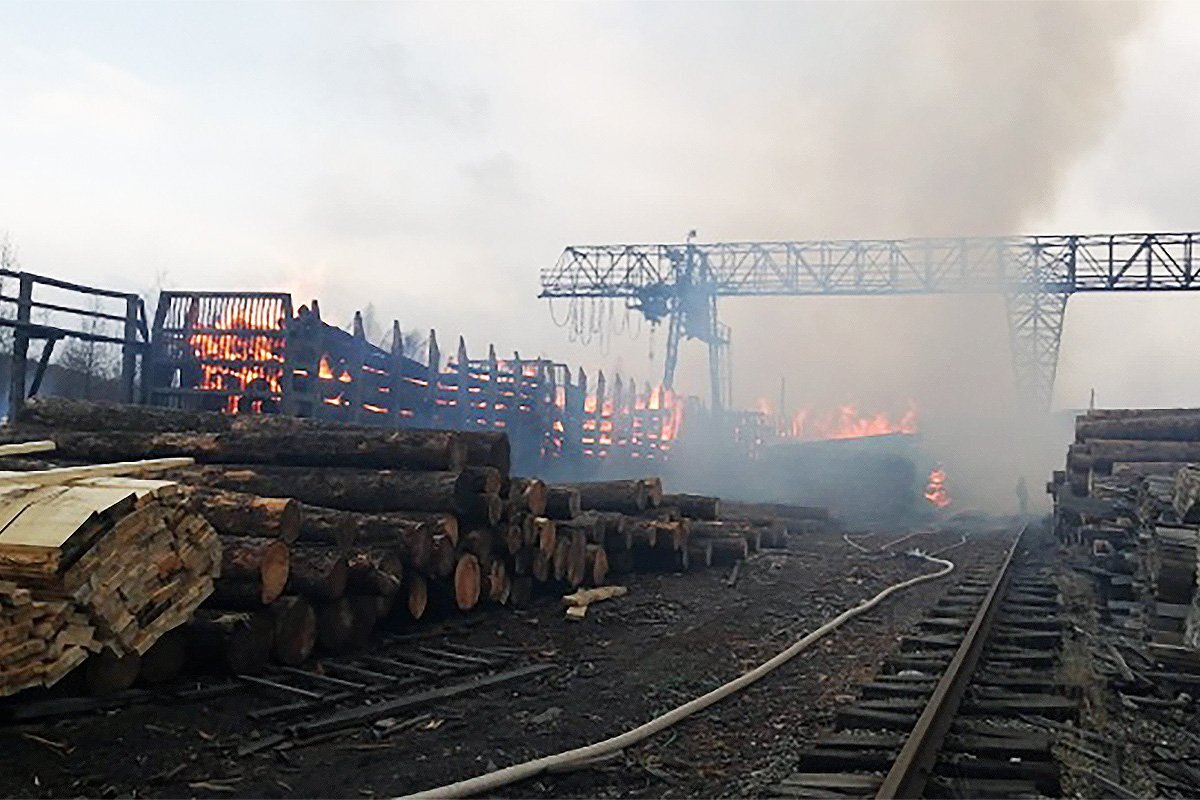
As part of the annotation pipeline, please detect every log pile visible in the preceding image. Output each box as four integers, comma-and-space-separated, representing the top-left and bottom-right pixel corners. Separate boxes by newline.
1050, 408, 1200, 673
0, 398, 773, 687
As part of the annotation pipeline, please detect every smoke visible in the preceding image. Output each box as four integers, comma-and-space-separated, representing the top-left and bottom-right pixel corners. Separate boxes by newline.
709, 1, 1151, 513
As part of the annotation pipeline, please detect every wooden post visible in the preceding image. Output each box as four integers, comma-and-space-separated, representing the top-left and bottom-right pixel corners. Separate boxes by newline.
348, 311, 367, 423
456, 335, 469, 429
426, 328, 440, 423
8, 274, 32, 421
121, 295, 139, 403
390, 320, 405, 429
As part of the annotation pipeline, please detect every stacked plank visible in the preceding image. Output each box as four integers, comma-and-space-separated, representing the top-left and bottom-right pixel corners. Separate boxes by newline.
0, 581, 95, 697
0, 469, 221, 695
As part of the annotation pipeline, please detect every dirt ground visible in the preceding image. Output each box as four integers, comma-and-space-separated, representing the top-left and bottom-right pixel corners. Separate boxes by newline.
0, 521, 1017, 799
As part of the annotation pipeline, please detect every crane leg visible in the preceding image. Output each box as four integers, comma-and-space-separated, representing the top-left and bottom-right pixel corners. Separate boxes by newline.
663, 309, 683, 389
1005, 289, 1068, 412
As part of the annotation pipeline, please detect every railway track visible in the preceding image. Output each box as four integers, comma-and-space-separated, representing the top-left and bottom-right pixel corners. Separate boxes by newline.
778, 524, 1071, 798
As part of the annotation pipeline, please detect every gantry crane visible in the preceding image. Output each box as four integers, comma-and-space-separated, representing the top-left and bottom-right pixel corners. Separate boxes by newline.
539, 232, 1200, 411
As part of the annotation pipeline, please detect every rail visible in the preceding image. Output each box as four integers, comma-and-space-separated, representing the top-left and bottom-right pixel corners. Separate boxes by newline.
875, 523, 1028, 799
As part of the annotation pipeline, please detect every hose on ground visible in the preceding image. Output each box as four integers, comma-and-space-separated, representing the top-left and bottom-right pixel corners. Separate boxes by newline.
401, 551, 957, 799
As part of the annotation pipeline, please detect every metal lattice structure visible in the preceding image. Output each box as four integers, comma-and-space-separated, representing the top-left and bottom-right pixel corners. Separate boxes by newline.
540, 232, 1200, 410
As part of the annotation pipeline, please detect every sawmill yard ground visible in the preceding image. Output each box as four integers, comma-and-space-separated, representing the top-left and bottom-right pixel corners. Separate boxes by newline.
0, 521, 1015, 799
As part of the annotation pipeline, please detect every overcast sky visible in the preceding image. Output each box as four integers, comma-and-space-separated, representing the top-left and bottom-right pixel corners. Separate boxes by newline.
1, 0, 1196, 416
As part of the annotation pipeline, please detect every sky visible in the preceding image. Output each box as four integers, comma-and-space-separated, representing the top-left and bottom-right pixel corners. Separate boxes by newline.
1, 0, 1197, 423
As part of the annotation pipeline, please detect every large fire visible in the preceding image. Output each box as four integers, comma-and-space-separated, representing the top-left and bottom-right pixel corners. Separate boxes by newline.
924, 466, 951, 508
757, 400, 918, 441
188, 311, 285, 413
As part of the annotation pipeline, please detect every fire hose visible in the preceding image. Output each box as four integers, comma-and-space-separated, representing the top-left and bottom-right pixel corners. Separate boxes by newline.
400, 546, 958, 799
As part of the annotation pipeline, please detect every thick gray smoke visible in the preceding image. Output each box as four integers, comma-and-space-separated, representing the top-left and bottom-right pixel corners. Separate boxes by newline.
705, 1, 1152, 513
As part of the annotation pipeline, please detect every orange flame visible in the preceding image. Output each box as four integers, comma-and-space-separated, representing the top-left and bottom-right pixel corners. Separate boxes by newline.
924, 466, 951, 508
785, 402, 918, 441
188, 311, 284, 413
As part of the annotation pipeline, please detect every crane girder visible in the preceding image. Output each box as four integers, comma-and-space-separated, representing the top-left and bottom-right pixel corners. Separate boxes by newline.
540, 232, 1200, 410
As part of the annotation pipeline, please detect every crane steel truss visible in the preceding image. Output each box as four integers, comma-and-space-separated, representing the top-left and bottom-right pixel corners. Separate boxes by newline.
539, 232, 1200, 411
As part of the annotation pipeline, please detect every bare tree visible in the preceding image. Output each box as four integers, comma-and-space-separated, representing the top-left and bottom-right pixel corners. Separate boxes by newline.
56, 297, 119, 399
0, 234, 17, 354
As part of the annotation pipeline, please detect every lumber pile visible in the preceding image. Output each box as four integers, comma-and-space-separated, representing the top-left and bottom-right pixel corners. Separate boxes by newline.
1049, 408, 1200, 673
0, 399, 756, 683
0, 464, 221, 696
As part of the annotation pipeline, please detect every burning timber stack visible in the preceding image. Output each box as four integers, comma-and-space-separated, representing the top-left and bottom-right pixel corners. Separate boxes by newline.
0, 396, 804, 696
1048, 407, 1200, 675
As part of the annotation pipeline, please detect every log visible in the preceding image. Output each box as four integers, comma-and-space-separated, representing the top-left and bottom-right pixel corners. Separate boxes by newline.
187, 610, 274, 674
512, 545, 536, 576
559, 480, 647, 514
532, 549, 552, 583
15, 396, 234, 433
708, 536, 749, 566
460, 431, 511, 477
639, 477, 664, 508
563, 529, 588, 587
462, 529, 496, 570
316, 597, 356, 652
501, 522, 524, 557
1083, 408, 1200, 420
17, 429, 468, 471
688, 540, 714, 569
585, 544, 609, 586
298, 505, 445, 570
545, 487, 581, 520
487, 560, 510, 604
345, 595, 378, 649
285, 547, 348, 600
528, 516, 557, 557
85, 647, 142, 695
346, 548, 404, 595
1113, 461, 1192, 477
662, 493, 720, 520
1076, 414, 1200, 443
557, 516, 604, 547
626, 519, 664, 549
552, 536, 571, 583
509, 576, 533, 608
507, 477, 548, 516
268, 595, 317, 666
458, 493, 503, 526
406, 573, 428, 620
1173, 465, 1200, 524
179, 486, 300, 544
170, 465, 494, 518
216, 536, 290, 605
431, 534, 457, 578
720, 501, 829, 521
138, 629, 187, 684
1069, 440, 1200, 473
454, 554, 482, 611
374, 592, 396, 621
